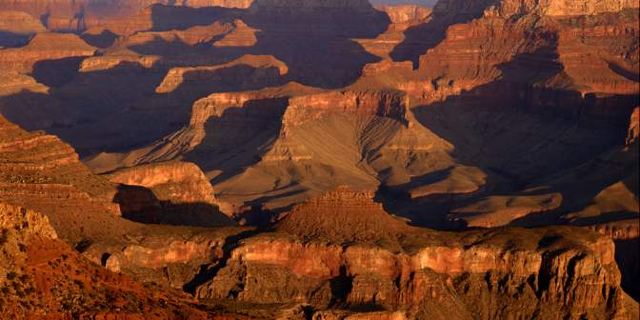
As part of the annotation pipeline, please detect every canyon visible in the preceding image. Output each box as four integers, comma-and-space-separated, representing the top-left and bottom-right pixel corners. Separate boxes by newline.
0, 0, 638, 318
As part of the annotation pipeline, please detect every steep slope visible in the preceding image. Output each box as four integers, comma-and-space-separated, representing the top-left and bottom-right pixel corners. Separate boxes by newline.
275, 187, 427, 251
0, 0, 252, 32
0, 202, 215, 318
194, 189, 636, 319
0, 105, 253, 317
0, 11, 45, 47
3, 114, 634, 319
108, 161, 235, 226
0, 114, 126, 243
0, 32, 95, 74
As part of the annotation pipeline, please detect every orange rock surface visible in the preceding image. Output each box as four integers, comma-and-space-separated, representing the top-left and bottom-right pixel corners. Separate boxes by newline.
0, 0, 638, 317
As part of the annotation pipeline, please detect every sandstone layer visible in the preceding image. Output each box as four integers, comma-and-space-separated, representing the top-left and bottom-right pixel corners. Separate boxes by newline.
194, 189, 635, 319
0, 202, 221, 319
0, 115, 124, 243
0, 0, 638, 317
108, 161, 235, 225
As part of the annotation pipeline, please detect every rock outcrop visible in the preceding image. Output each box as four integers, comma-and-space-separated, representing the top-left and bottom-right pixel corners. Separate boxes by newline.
433, 0, 639, 18
0, 202, 217, 318
95, 228, 239, 289
627, 107, 640, 146
395, 0, 639, 123
108, 161, 219, 206
275, 187, 423, 250
0, 11, 45, 47
107, 160, 235, 225
0, 0, 251, 32
155, 54, 288, 94
283, 90, 407, 128
194, 190, 633, 319
0, 72, 48, 96
0, 32, 95, 74
358, 4, 432, 59
0, 115, 124, 243
0, 0, 638, 317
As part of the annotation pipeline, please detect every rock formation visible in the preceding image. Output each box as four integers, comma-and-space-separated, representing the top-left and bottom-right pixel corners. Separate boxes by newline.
433, 0, 639, 18
108, 160, 235, 225
0, 32, 95, 74
155, 54, 288, 94
194, 189, 635, 319
0, 0, 638, 317
0, 11, 45, 47
0, 202, 219, 318
0, 115, 125, 243
275, 187, 423, 250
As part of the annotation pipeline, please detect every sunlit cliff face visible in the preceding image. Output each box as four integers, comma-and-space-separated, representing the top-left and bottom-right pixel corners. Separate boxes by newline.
0, 0, 638, 318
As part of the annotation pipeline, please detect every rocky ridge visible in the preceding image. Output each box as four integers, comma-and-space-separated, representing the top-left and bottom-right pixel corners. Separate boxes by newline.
195, 189, 634, 319
0, 115, 128, 244
107, 160, 235, 225
0, 202, 225, 319
0, 0, 638, 317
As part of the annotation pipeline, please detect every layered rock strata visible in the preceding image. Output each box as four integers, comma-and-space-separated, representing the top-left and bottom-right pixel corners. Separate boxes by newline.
0, 115, 123, 243
193, 189, 633, 319
107, 160, 235, 225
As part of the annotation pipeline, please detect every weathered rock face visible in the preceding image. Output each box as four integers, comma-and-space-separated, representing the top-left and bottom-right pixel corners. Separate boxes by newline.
0, 0, 251, 32
355, 4, 431, 60
108, 161, 218, 205
378, 4, 431, 24
155, 54, 287, 94
0, 0, 392, 159
589, 219, 639, 241
542, 0, 639, 16
434, 0, 639, 18
107, 160, 235, 225
194, 191, 632, 319
0, 72, 48, 96
0, 202, 57, 240
0, 32, 95, 74
388, 0, 639, 125
0, 202, 218, 318
627, 107, 640, 146
0, 0, 638, 317
212, 18, 258, 47
275, 187, 427, 251
284, 90, 406, 128
0, 10, 45, 33
554, 13, 639, 96
249, 0, 373, 12
0, 115, 124, 243
0, 11, 45, 47
99, 230, 232, 289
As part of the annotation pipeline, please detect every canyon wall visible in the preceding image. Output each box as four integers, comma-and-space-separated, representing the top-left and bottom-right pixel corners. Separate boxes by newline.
433, 0, 639, 18
191, 190, 633, 319
0, 115, 126, 243
0, 202, 221, 318
107, 161, 235, 225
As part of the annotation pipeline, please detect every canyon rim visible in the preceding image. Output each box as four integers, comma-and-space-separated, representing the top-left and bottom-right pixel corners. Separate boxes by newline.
0, 0, 639, 318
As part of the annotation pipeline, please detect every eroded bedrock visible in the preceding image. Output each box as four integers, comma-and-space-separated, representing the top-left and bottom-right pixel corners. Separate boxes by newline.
0, 0, 638, 317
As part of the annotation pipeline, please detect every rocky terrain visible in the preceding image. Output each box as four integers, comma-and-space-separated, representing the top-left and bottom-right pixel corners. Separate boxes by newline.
1, 134, 638, 318
0, 202, 226, 319
0, 0, 638, 318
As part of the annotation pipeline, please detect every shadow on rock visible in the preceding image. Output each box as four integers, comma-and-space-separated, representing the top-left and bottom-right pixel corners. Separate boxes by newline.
112, 184, 234, 227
